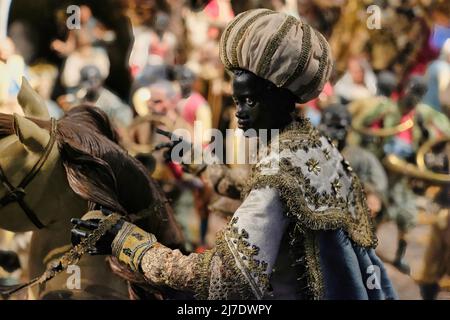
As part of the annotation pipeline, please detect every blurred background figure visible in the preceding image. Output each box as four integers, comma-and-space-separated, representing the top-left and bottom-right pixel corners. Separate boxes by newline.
349, 70, 398, 157
175, 65, 212, 144
319, 103, 388, 221
384, 76, 450, 159
334, 56, 377, 104
418, 203, 450, 300
148, 11, 176, 66
415, 141, 450, 300
382, 76, 450, 275
0, 230, 31, 297
174, 65, 213, 249
79, 65, 132, 131
58, 65, 132, 139
0, 36, 26, 114
422, 39, 450, 114
128, 80, 192, 169
129, 11, 177, 79
8, 20, 38, 65
51, 5, 114, 90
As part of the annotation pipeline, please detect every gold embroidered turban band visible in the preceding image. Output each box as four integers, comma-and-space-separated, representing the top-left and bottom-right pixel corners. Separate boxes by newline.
219, 9, 333, 103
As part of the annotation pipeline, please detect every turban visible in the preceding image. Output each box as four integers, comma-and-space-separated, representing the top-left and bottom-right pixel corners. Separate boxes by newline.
220, 9, 333, 103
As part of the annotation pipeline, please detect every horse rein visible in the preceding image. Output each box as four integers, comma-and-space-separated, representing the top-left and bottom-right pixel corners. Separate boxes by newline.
0, 118, 57, 229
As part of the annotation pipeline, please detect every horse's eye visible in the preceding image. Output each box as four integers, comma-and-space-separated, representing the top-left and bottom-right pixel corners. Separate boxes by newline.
245, 97, 255, 106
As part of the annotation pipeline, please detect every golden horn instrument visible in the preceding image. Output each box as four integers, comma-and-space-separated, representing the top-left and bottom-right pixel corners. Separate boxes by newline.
383, 154, 450, 184
416, 137, 450, 172
352, 119, 414, 138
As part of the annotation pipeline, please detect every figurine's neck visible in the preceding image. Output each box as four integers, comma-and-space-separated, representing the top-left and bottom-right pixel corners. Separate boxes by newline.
274, 112, 295, 133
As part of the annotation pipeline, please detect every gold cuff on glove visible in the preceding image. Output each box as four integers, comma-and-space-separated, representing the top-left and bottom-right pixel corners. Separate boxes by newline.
111, 222, 157, 272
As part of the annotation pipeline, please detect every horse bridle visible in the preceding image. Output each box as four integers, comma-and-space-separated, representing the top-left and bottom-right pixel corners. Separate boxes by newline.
0, 118, 57, 229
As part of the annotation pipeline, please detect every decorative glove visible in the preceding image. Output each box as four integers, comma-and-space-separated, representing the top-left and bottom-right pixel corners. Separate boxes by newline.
71, 209, 157, 272
110, 221, 157, 272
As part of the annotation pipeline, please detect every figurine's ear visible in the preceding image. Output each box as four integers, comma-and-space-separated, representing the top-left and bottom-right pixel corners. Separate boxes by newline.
13, 113, 50, 153
18, 77, 50, 120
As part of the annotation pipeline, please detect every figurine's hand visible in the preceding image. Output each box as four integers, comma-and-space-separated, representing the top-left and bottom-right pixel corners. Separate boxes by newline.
154, 140, 183, 163
72, 210, 158, 271
154, 128, 191, 164
155, 139, 188, 161
50, 39, 65, 54
155, 140, 206, 175
71, 210, 125, 255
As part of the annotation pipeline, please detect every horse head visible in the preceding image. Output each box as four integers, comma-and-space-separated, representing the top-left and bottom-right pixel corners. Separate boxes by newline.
0, 79, 86, 232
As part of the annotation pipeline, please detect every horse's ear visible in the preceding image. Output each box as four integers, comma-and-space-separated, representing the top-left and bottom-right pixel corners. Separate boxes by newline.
17, 77, 50, 120
13, 113, 50, 153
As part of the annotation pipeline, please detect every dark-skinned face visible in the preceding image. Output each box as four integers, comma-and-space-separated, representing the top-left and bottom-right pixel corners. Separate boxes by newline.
179, 79, 193, 98
232, 71, 276, 132
399, 87, 423, 113
399, 77, 428, 113
319, 107, 350, 151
